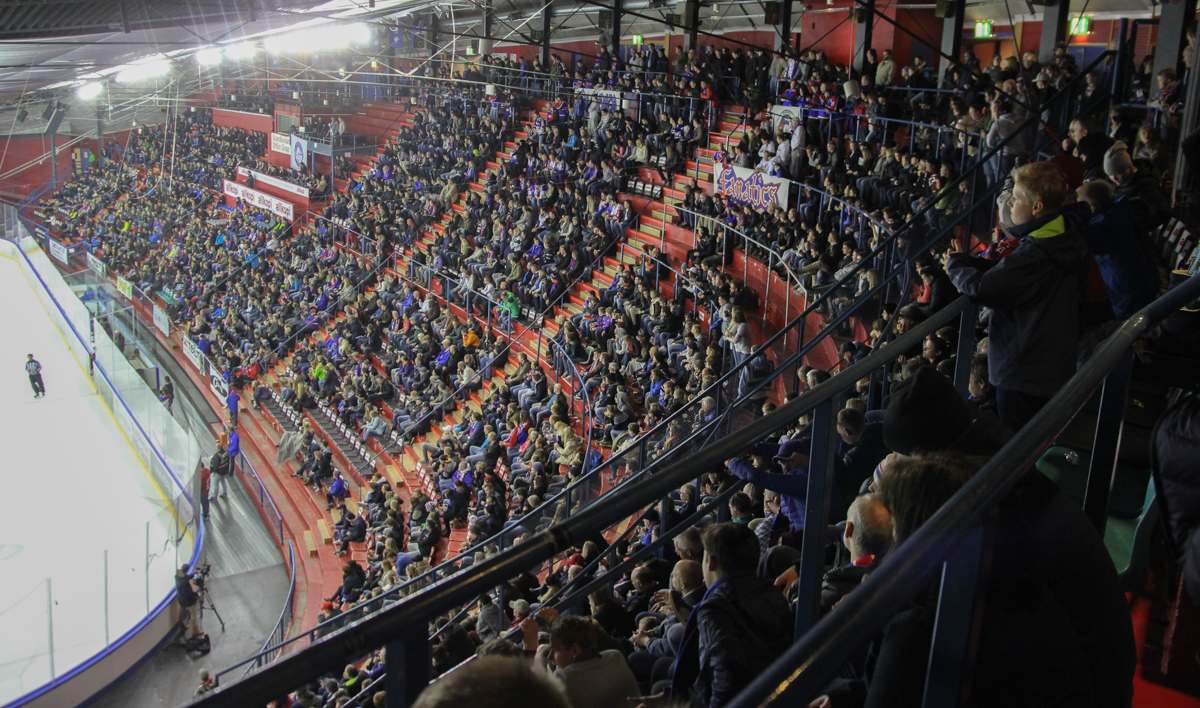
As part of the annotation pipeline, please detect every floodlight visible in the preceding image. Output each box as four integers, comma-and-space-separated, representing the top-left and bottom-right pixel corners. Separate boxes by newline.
116, 58, 171, 83
77, 82, 103, 100
197, 47, 224, 65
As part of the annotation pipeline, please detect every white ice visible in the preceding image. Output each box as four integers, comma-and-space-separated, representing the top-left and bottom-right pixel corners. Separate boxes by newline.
0, 253, 179, 706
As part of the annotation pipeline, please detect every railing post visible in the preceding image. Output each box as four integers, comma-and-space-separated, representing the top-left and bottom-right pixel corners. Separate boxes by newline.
921, 518, 993, 708
1083, 349, 1134, 533
794, 399, 838, 636
385, 624, 429, 707
951, 302, 977, 396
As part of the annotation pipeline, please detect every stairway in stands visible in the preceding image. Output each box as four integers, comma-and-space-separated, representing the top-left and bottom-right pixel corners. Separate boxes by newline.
252, 97, 852, 591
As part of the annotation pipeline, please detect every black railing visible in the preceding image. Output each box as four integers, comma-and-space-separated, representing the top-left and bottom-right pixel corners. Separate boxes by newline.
727, 270, 1200, 708
194, 52, 1115, 705
189, 286, 980, 708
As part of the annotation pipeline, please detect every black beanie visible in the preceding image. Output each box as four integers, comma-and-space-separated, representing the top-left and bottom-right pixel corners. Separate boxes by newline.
883, 366, 973, 455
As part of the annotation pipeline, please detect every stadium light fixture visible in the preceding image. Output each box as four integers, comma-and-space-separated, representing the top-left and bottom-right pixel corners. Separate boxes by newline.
224, 42, 259, 60
263, 22, 371, 53
77, 82, 103, 99
115, 57, 171, 83
197, 47, 224, 65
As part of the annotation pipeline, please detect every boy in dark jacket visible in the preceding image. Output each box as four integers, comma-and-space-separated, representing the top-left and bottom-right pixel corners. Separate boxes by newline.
664, 523, 793, 708
945, 161, 1089, 431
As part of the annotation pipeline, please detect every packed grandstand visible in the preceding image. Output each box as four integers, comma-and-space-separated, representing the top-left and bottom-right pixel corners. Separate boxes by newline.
8, 5, 1200, 708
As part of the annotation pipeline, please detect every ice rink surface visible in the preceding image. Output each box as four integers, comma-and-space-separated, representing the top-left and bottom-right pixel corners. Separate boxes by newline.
0, 254, 179, 705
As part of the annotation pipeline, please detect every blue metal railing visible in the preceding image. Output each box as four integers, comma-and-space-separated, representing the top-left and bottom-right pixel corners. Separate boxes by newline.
236, 540, 297, 681
235, 451, 286, 546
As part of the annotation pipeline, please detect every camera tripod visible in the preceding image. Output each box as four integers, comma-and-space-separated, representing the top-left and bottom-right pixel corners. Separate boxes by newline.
196, 583, 225, 633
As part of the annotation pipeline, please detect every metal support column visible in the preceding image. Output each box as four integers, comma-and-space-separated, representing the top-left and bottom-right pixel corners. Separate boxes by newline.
1038, 0, 1070, 65
481, 0, 494, 56
1110, 19, 1129, 104
428, 12, 440, 58
922, 519, 992, 708
794, 400, 838, 636
539, 6, 553, 67
775, 0, 793, 53
937, 0, 965, 88
852, 0, 875, 78
1083, 350, 1133, 533
49, 130, 57, 187
1154, 0, 1197, 82
385, 626, 430, 708
96, 106, 105, 168
612, 0, 622, 52
1173, 18, 1200, 193
681, 1, 700, 53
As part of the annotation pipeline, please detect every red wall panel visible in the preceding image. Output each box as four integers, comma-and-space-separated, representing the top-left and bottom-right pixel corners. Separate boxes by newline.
0, 135, 75, 202
212, 108, 275, 134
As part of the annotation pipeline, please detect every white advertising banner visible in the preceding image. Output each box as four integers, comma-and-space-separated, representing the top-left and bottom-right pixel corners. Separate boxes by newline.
49, 239, 68, 264
271, 132, 291, 155
116, 276, 133, 299
181, 335, 206, 372
714, 164, 792, 211
236, 166, 310, 198
290, 134, 308, 170
153, 304, 170, 336
87, 252, 107, 278
209, 369, 229, 401
222, 179, 295, 220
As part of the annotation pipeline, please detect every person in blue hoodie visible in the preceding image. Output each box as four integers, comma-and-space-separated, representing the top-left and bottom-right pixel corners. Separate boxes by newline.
1075, 179, 1157, 320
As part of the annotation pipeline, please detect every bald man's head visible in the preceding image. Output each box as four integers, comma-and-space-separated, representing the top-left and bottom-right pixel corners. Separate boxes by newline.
631, 566, 655, 591
672, 560, 704, 593
846, 494, 893, 561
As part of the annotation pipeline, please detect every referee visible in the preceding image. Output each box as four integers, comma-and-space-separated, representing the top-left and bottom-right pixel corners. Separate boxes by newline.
26, 354, 45, 398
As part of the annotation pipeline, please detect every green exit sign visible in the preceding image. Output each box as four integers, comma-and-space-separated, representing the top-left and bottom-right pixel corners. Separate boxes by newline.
974, 21, 993, 38
1070, 16, 1090, 35
633, 34, 643, 44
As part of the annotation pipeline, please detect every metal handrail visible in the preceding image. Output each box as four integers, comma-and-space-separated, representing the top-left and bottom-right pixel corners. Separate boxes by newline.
727, 272, 1200, 708
236, 540, 297, 680
189, 291, 976, 708
197, 60, 1105, 692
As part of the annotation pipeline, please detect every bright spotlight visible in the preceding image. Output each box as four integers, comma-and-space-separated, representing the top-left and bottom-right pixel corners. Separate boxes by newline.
224, 42, 258, 60
197, 47, 224, 65
77, 82, 103, 99
264, 22, 371, 53
116, 57, 171, 83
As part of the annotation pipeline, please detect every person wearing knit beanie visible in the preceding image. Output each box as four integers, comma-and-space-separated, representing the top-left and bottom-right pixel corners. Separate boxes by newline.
882, 366, 973, 455
1104, 140, 1134, 184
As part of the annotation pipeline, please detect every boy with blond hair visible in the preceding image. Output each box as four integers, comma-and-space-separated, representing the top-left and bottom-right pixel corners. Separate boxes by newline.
944, 161, 1089, 430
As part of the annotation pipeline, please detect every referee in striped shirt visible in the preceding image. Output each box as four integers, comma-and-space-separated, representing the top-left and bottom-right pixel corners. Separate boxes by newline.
26, 354, 45, 398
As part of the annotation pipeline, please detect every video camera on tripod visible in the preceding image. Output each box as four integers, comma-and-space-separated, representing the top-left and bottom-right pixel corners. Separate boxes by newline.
190, 563, 213, 592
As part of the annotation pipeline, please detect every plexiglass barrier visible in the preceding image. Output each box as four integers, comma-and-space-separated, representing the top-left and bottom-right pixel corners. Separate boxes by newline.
0, 207, 204, 707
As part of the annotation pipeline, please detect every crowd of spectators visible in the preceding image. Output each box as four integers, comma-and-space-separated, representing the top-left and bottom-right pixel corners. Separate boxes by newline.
32, 27, 1192, 708
274, 41, 1185, 708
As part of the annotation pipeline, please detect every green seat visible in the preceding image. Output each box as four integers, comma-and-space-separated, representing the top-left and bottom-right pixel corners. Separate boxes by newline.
1035, 446, 1150, 519
1104, 478, 1159, 592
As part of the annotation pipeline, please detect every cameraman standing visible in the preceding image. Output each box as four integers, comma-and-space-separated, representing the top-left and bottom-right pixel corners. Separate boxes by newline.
175, 566, 202, 637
